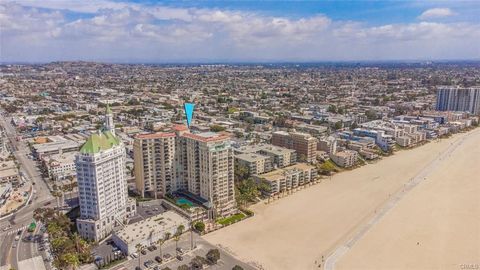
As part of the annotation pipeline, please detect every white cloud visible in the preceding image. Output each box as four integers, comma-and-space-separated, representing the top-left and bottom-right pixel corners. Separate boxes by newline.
1, 1, 479, 62
418, 8, 456, 20
12, 0, 139, 13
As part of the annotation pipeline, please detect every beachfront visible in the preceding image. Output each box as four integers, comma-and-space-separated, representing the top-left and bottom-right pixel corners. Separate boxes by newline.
204, 129, 480, 270
336, 128, 480, 270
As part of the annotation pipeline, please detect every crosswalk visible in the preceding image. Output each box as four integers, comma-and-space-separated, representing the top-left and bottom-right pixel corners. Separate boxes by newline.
1, 225, 27, 236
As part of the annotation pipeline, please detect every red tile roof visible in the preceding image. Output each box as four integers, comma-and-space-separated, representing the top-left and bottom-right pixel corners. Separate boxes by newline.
181, 132, 230, 143
172, 124, 188, 131
136, 132, 176, 139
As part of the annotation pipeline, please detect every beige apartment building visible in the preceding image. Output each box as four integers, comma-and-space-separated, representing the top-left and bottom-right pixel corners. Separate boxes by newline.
235, 144, 297, 169
133, 126, 237, 219
272, 131, 317, 163
330, 150, 358, 168
235, 153, 272, 175
255, 163, 317, 196
179, 132, 236, 218
133, 132, 176, 198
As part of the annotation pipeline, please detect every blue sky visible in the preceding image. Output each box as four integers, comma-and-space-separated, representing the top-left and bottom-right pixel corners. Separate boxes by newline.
1, 0, 480, 62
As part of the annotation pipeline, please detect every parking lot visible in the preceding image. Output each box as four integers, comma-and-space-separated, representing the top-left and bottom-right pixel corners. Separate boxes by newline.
108, 232, 254, 270
128, 201, 167, 224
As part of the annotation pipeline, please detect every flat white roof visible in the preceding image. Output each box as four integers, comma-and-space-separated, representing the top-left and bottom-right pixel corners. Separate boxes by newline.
114, 211, 189, 244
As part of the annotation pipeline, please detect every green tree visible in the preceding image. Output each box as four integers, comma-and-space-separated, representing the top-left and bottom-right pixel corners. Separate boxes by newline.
210, 125, 226, 132
177, 265, 189, 270
232, 265, 244, 270
350, 122, 358, 130
327, 105, 337, 113
319, 160, 336, 175
235, 178, 260, 207
62, 253, 80, 270
234, 164, 249, 181
191, 256, 208, 269
206, 248, 221, 264
193, 221, 205, 233
334, 121, 343, 130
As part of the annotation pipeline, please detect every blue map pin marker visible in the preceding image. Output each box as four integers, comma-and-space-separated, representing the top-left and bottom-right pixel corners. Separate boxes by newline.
184, 103, 195, 127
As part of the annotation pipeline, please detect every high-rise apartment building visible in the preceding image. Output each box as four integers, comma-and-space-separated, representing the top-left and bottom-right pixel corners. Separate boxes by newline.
272, 131, 317, 163
75, 107, 129, 241
436, 86, 480, 114
133, 125, 236, 219
177, 132, 236, 218
133, 132, 176, 198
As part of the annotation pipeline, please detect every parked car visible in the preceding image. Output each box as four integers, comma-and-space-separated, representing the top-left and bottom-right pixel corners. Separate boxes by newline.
144, 260, 154, 268
176, 255, 183, 261
130, 252, 138, 258
147, 246, 155, 251
176, 247, 184, 254
135, 267, 142, 270
163, 253, 172, 260
141, 249, 147, 255
154, 256, 162, 263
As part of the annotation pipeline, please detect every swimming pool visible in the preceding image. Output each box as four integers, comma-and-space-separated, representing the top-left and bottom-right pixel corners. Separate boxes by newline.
176, 197, 194, 207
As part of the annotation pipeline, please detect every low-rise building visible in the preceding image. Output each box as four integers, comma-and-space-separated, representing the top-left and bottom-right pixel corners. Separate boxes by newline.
0, 160, 20, 186
318, 137, 337, 154
235, 153, 272, 175
330, 150, 358, 168
234, 144, 297, 169
42, 152, 77, 182
254, 163, 317, 196
31, 136, 83, 158
112, 211, 189, 255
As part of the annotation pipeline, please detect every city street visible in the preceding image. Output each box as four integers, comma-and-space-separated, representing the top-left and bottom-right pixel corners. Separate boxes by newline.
0, 113, 54, 269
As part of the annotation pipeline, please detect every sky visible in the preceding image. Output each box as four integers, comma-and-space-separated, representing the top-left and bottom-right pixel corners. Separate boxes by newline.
1, 0, 480, 63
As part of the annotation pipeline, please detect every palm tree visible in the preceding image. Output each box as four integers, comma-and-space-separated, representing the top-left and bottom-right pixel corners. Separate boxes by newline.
148, 229, 154, 246
174, 225, 185, 255
135, 244, 145, 269
189, 219, 194, 250
71, 233, 82, 253
156, 232, 170, 258
63, 253, 80, 270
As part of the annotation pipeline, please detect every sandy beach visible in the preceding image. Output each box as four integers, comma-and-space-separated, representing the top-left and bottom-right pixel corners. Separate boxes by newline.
336, 128, 480, 270
204, 129, 480, 270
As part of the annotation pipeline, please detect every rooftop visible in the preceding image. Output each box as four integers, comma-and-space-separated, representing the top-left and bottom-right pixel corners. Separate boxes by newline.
135, 132, 176, 140
80, 130, 120, 154
235, 153, 269, 163
114, 211, 189, 244
259, 163, 314, 182
172, 124, 188, 132
182, 131, 230, 143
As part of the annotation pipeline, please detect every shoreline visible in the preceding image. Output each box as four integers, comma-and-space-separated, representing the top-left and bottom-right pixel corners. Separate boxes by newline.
204, 128, 479, 270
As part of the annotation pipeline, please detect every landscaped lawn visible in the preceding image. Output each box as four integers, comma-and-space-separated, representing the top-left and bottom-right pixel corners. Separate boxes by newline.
217, 212, 246, 225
